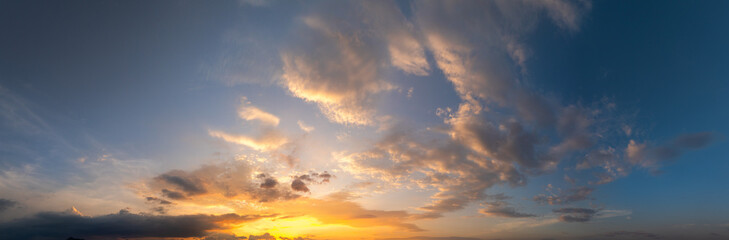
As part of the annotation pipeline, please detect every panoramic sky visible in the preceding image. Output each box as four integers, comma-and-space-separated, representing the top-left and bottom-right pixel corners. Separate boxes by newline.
1, 0, 728, 240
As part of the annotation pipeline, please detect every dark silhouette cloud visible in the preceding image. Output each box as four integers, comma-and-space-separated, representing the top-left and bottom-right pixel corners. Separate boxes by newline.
161, 189, 186, 200
0, 198, 18, 212
0, 209, 268, 239
290, 171, 334, 193
553, 207, 598, 222
603, 231, 660, 239
291, 179, 309, 192
145, 196, 172, 205
157, 173, 207, 195
479, 200, 535, 218
146, 161, 332, 203
260, 177, 279, 189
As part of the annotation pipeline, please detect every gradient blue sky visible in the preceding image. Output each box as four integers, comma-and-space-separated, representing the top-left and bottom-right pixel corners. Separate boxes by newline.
0, 1, 728, 240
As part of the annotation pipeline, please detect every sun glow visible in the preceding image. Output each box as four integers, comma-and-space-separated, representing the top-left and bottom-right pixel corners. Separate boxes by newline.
232, 216, 353, 238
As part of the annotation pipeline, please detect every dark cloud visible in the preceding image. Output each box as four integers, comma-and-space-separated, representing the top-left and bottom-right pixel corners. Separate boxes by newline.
151, 206, 167, 214
249, 232, 276, 240
145, 196, 172, 205
147, 161, 323, 203
157, 173, 207, 196
553, 207, 598, 222
534, 186, 594, 205
161, 189, 186, 200
0, 198, 18, 212
603, 231, 660, 239
479, 200, 535, 218
289, 171, 334, 193
291, 179, 309, 193
260, 177, 279, 189
0, 209, 267, 239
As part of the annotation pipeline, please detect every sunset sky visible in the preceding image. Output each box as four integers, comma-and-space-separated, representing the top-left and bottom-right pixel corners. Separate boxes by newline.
1, 1, 728, 239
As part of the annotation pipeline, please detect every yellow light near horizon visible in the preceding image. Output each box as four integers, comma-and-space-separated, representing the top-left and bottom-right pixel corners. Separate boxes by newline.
231, 216, 353, 238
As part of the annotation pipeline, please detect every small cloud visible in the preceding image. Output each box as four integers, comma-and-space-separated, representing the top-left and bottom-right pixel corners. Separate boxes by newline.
238, 97, 280, 126
209, 129, 288, 152
553, 207, 598, 222
260, 177, 279, 189
0, 199, 18, 212
297, 120, 315, 133
627, 132, 718, 168
534, 186, 594, 205
479, 200, 535, 218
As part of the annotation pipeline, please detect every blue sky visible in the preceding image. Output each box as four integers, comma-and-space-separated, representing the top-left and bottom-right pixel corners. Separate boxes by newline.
0, 1, 727, 240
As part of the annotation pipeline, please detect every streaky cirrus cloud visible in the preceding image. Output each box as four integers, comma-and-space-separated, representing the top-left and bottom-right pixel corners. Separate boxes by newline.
209, 97, 290, 152
279, 1, 428, 125
533, 186, 594, 205
553, 207, 598, 222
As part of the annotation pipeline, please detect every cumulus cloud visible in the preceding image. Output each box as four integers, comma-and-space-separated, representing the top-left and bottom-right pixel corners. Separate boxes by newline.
0, 209, 267, 239
290, 171, 333, 193
146, 161, 305, 203
258, 174, 279, 189
327, 0, 714, 221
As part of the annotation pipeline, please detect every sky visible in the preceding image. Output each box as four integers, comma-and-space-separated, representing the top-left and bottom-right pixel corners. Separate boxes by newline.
0, 0, 728, 239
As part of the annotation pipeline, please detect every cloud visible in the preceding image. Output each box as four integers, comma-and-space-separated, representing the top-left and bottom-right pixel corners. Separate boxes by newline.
297, 120, 315, 133
479, 200, 536, 218
0, 209, 267, 239
145, 196, 172, 205
0, 198, 17, 212
533, 186, 594, 205
238, 97, 280, 126
291, 172, 334, 193
209, 128, 289, 152
209, 99, 290, 152
279, 1, 427, 125
146, 161, 305, 203
291, 179, 309, 193
258, 175, 279, 189
553, 207, 598, 222
603, 231, 660, 239
627, 132, 718, 169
